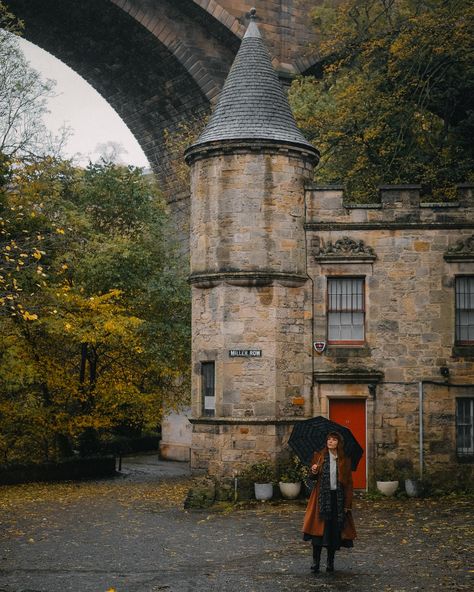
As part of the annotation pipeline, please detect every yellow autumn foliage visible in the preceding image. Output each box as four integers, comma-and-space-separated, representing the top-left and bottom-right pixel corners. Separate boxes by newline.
290, 0, 474, 201
1, 158, 190, 464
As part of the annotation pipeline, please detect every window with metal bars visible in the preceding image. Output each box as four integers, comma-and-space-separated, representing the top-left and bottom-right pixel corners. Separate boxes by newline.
455, 276, 474, 344
456, 398, 474, 457
201, 361, 215, 416
327, 277, 365, 344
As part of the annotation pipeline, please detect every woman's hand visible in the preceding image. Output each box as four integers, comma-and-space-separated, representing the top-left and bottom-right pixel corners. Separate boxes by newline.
311, 462, 320, 474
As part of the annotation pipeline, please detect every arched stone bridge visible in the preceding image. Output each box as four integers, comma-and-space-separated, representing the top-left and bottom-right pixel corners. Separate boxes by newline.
7, 0, 318, 209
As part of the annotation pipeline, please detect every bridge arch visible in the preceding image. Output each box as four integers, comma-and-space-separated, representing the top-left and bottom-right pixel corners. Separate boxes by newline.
7, 0, 241, 192
7, 0, 318, 199
109, 0, 243, 103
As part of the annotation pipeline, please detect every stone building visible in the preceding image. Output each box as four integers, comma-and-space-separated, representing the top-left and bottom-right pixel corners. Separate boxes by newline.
307, 186, 474, 487
184, 12, 474, 487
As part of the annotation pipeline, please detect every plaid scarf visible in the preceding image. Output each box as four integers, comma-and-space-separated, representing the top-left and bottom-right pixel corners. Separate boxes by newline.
318, 452, 345, 526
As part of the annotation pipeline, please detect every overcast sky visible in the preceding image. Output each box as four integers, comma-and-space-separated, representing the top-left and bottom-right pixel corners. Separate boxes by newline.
18, 37, 150, 168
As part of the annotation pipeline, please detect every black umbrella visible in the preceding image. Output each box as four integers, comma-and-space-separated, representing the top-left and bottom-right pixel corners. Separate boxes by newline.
288, 416, 363, 471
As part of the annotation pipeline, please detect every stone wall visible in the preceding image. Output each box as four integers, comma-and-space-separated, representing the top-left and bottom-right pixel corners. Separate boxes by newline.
189, 145, 316, 476
306, 184, 474, 482
190, 420, 294, 476
191, 282, 312, 418
189, 148, 314, 277
159, 409, 193, 462
190, 281, 312, 476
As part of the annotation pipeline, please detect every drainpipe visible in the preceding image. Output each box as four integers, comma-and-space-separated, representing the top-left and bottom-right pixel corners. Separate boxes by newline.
368, 384, 377, 489
304, 190, 315, 413
419, 381, 424, 480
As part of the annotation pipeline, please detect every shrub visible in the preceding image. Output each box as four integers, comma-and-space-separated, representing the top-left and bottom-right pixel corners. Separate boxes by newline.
375, 458, 398, 481
241, 461, 275, 483
278, 455, 307, 483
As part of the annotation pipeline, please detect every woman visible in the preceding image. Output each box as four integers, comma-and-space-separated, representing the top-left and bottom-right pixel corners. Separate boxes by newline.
302, 432, 356, 574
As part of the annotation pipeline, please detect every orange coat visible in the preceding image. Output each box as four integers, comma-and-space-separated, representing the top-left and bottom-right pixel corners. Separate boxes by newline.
302, 449, 357, 541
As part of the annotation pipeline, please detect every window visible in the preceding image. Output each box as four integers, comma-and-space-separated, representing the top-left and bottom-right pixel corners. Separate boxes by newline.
201, 362, 215, 416
327, 277, 365, 344
456, 276, 474, 344
456, 398, 474, 457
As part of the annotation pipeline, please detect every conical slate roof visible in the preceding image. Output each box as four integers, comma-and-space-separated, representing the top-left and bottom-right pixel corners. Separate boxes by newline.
190, 11, 317, 154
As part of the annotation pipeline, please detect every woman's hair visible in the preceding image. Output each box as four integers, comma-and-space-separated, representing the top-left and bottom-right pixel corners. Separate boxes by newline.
326, 431, 345, 458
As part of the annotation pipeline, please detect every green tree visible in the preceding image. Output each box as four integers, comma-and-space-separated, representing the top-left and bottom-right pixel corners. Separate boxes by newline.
0, 1, 189, 465
0, 1, 70, 315
0, 158, 190, 464
0, 4, 66, 161
289, 0, 474, 200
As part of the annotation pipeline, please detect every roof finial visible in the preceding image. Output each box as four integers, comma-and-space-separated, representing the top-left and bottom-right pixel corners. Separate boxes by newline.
244, 7, 261, 38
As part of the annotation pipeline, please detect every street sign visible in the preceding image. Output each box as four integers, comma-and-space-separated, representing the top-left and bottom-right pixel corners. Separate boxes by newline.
229, 349, 262, 358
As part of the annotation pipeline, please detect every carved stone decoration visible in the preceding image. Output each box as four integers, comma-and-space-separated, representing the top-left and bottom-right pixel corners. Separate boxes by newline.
444, 235, 474, 261
314, 236, 377, 262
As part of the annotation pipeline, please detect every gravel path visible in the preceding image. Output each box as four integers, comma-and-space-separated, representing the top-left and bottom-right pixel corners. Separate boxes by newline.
0, 455, 472, 592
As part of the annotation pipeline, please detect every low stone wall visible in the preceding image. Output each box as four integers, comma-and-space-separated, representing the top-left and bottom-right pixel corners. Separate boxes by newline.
0, 456, 117, 485
190, 418, 296, 476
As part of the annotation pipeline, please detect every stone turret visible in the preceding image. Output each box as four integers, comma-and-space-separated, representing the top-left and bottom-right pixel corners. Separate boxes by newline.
185, 9, 319, 476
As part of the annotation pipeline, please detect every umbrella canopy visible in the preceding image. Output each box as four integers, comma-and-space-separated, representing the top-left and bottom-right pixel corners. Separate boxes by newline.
288, 416, 364, 471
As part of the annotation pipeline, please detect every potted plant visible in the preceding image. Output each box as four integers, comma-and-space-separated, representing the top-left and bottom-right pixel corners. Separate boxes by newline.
278, 455, 307, 499
404, 475, 422, 497
243, 461, 275, 500
375, 458, 399, 496
396, 459, 422, 497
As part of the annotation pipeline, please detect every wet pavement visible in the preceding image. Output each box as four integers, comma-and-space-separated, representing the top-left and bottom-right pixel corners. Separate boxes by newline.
0, 454, 472, 592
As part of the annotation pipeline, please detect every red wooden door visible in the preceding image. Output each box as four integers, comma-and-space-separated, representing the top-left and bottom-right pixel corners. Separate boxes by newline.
329, 398, 367, 489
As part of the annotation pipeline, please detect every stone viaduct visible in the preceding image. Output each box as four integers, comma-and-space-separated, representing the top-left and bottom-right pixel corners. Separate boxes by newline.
7, 0, 319, 210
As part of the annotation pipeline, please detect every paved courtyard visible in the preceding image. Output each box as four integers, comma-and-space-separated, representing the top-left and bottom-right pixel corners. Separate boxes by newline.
0, 454, 472, 592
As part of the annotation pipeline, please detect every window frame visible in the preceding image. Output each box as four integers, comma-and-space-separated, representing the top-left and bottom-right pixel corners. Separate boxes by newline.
201, 361, 216, 417
456, 397, 474, 459
326, 276, 366, 346
455, 275, 474, 345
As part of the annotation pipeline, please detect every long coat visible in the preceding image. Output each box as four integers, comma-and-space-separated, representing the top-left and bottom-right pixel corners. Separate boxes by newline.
302, 449, 357, 541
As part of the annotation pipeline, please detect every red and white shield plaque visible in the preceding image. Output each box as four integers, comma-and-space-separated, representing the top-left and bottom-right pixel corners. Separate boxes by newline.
313, 341, 326, 354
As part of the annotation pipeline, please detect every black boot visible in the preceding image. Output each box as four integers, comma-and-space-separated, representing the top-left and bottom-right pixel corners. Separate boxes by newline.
311, 545, 322, 573
326, 548, 335, 572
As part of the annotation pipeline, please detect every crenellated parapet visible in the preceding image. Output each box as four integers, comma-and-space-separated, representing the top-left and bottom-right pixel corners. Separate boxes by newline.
305, 184, 474, 230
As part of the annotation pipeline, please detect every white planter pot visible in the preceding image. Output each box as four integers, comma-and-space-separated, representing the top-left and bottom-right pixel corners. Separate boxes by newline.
405, 479, 421, 497
376, 480, 399, 496
254, 483, 273, 500
279, 482, 302, 499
